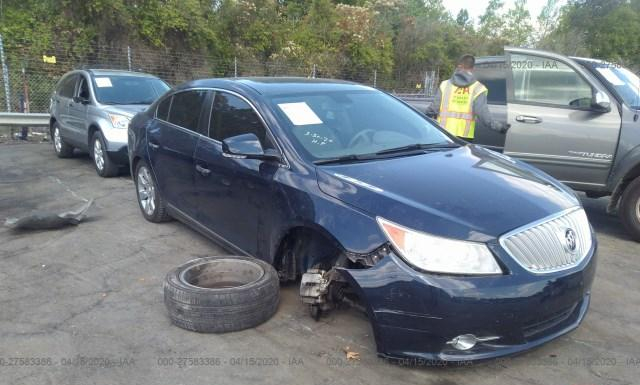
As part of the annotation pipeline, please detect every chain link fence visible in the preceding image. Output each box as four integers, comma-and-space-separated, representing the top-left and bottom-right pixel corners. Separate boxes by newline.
0, 38, 439, 116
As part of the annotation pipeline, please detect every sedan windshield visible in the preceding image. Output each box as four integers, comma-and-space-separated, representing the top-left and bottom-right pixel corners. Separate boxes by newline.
92, 75, 170, 105
268, 90, 453, 162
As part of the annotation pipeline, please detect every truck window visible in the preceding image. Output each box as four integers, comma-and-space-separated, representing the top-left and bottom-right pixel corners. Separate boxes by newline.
475, 63, 507, 105
511, 54, 593, 108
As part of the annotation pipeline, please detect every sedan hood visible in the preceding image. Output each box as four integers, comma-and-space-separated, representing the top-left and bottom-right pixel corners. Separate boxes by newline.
316, 145, 579, 242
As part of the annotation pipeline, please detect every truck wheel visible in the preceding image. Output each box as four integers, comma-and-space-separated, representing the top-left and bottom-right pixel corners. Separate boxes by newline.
164, 256, 280, 333
91, 131, 119, 177
52, 123, 74, 158
619, 177, 640, 242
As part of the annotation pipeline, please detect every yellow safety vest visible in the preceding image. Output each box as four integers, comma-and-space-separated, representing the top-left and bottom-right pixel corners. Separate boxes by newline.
438, 80, 488, 139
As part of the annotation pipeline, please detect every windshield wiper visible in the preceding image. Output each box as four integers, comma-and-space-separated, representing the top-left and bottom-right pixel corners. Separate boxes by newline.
375, 142, 459, 156
313, 154, 377, 165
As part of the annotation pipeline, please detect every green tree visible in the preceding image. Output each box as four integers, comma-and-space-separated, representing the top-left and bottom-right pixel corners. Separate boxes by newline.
503, 0, 533, 46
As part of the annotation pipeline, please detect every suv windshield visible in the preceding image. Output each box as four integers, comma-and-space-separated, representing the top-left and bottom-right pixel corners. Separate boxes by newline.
268, 90, 452, 162
585, 63, 640, 110
92, 75, 170, 105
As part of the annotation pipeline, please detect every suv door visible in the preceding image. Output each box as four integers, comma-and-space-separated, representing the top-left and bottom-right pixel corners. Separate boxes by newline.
54, 74, 78, 139
194, 90, 284, 256
67, 74, 92, 146
147, 90, 211, 218
504, 49, 621, 189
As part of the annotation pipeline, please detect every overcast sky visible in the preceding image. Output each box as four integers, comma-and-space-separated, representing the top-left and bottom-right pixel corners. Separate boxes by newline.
443, 0, 566, 26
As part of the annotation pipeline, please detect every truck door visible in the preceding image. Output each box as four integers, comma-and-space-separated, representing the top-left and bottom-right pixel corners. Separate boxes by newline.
474, 60, 508, 151
504, 49, 621, 189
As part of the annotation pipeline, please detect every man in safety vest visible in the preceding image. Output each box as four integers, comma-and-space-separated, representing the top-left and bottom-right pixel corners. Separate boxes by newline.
426, 54, 509, 141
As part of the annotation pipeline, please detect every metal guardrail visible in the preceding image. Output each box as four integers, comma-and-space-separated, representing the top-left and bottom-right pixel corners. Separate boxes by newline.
0, 112, 50, 127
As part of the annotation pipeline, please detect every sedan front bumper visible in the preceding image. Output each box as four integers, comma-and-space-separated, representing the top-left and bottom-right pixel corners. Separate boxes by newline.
338, 239, 597, 362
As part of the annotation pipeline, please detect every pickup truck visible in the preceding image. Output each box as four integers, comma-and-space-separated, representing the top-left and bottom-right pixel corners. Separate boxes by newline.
404, 47, 640, 241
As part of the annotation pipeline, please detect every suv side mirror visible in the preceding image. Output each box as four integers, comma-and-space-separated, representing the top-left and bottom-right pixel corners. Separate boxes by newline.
73, 96, 90, 105
592, 91, 611, 112
222, 133, 281, 161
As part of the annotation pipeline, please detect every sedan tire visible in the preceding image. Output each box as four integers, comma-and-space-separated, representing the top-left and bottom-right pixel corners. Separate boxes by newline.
164, 256, 280, 333
134, 160, 170, 223
619, 177, 640, 242
91, 131, 119, 177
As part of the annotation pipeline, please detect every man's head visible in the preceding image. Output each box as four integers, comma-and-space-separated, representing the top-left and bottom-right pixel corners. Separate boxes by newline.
456, 54, 475, 72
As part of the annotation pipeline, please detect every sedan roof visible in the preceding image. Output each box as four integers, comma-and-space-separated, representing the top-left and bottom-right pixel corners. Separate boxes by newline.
180, 77, 374, 95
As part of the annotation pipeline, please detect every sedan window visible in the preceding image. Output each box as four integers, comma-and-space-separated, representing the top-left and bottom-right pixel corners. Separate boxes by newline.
209, 92, 274, 149
167, 90, 208, 134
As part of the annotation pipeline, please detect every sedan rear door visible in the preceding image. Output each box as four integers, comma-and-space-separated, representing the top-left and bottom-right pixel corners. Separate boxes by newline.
503, 48, 621, 189
147, 90, 211, 218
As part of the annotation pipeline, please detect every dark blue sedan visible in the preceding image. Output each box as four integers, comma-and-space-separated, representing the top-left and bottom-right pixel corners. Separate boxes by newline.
128, 78, 596, 362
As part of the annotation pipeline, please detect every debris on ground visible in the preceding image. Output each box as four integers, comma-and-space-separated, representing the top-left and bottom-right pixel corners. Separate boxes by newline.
4, 199, 94, 231
343, 346, 360, 361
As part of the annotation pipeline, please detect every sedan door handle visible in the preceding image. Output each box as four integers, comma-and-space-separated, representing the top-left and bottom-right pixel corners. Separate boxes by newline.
148, 142, 160, 150
195, 164, 211, 176
515, 115, 542, 124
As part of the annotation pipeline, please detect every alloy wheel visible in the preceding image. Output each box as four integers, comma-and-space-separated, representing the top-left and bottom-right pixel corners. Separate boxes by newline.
54, 127, 62, 153
93, 138, 105, 171
137, 166, 156, 216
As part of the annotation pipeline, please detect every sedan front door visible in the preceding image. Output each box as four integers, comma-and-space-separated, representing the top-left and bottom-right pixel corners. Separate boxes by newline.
194, 90, 284, 257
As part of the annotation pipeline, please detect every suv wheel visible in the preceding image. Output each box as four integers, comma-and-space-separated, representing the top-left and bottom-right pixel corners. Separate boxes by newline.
91, 131, 119, 177
52, 123, 74, 158
135, 161, 170, 222
619, 177, 640, 242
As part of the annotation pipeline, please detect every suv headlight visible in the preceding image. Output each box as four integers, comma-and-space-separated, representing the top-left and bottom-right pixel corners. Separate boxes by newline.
377, 217, 502, 275
108, 114, 131, 129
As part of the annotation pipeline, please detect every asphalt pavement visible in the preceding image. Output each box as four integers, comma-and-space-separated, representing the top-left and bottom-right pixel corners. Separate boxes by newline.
1, 143, 638, 385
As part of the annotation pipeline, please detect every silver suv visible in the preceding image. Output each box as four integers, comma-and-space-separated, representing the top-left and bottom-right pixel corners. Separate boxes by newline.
49, 69, 170, 177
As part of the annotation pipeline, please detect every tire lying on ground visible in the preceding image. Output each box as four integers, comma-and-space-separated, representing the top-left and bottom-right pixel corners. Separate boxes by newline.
164, 256, 280, 333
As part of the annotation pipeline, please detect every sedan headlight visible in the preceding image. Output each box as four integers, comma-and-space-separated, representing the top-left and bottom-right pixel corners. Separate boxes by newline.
108, 114, 131, 129
377, 217, 502, 275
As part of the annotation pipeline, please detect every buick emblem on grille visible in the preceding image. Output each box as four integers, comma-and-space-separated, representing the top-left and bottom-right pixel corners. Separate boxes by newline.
564, 228, 577, 253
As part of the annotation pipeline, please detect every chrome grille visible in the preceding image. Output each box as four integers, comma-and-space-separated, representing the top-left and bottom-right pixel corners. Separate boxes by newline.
499, 207, 592, 274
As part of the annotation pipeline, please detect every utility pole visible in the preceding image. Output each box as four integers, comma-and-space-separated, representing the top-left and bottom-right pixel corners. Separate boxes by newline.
0, 34, 11, 112
234, 57, 238, 78
127, 46, 132, 71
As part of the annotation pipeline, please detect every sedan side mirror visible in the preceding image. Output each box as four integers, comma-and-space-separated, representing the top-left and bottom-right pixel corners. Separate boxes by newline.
222, 133, 281, 161
591, 91, 611, 113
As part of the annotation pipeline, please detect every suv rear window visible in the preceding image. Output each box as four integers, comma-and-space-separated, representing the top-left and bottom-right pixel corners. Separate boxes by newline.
57, 75, 77, 98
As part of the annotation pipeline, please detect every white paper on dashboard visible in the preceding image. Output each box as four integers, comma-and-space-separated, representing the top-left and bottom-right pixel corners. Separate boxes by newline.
277, 102, 323, 126
596, 68, 625, 86
95, 77, 113, 88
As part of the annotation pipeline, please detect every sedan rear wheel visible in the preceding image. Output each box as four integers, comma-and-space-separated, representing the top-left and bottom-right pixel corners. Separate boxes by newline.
135, 161, 170, 222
